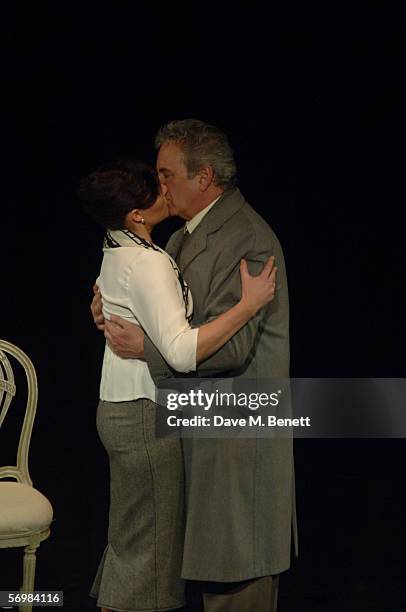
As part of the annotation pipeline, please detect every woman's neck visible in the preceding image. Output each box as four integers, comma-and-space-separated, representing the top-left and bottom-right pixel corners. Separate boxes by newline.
125, 222, 154, 243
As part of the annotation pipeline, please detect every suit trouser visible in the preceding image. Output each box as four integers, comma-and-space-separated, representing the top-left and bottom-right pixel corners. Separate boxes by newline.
185, 576, 279, 612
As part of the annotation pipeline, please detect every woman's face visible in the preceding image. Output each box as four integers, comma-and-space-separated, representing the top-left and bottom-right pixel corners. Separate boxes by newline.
144, 193, 169, 226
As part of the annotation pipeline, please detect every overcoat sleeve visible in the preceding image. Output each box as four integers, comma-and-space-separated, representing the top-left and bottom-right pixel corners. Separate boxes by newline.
144, 230, 280, 380
195, 232, 274, 375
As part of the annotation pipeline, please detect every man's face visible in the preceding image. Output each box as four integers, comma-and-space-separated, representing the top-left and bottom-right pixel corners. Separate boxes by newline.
156, 142, 200, 219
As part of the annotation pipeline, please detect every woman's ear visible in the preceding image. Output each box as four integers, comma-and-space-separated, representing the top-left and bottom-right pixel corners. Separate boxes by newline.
125, 208, 145, 230
129, 209, 145, 224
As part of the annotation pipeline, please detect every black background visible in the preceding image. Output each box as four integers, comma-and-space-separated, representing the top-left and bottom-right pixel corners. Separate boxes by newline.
1, 5, 405, 611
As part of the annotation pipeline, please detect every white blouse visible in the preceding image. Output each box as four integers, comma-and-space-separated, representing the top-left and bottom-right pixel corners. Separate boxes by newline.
97, 230, 198, 402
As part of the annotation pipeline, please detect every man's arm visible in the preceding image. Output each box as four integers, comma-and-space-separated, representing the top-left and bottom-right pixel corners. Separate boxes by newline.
196, 248, 274, 376
90, 285, 146, 359
90, 285, 105, 330
144, 232, 286, 380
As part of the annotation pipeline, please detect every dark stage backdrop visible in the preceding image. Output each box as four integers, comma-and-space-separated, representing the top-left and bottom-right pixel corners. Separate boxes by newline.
1, 6, 405, 611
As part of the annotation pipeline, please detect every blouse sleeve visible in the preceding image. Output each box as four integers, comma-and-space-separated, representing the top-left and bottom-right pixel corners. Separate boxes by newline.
127, 250, 198, 373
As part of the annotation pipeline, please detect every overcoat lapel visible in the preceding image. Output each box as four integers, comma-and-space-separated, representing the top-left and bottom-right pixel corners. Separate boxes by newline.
175, 188, 246, 272
167, 230, 185, 260
177, 232, 207, 271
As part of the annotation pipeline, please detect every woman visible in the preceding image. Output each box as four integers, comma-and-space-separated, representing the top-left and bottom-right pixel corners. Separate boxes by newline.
79, 158, 276, 612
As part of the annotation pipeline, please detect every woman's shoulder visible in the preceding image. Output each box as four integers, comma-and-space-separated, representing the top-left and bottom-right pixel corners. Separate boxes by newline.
127, 244, 175, 276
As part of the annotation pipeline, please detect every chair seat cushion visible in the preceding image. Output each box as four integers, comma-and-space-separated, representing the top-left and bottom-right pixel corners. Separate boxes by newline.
0, 482, 53, 534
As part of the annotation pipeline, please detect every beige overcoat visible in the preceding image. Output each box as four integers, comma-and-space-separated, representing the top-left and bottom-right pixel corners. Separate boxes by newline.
145, 188, 297, 580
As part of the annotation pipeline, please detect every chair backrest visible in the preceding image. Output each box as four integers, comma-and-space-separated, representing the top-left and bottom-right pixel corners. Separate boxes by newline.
0, 340, 38, 486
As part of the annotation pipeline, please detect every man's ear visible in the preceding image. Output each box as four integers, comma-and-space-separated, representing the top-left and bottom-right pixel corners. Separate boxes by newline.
197, 166, 215, 192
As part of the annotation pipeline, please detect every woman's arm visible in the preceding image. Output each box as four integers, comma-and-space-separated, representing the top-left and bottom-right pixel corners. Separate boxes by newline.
195, 257, 276, 363
123, 251, 276, 372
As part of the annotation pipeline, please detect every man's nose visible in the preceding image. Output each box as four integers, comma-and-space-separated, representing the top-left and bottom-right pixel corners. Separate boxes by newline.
160, 182, 168, 195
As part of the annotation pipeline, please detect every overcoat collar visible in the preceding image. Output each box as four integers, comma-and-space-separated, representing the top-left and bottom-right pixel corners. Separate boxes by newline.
169, 188, 246, 269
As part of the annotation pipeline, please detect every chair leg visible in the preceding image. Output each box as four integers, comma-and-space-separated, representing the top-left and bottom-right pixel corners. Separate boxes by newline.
19, 541, 39, 612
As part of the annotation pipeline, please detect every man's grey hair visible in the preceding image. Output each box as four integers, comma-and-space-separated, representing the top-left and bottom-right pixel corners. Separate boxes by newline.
155, 119, 237, 189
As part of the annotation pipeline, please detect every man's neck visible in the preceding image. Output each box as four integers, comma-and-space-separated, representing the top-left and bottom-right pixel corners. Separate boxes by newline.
187, 188, 224, 221
185, 194, 222, 234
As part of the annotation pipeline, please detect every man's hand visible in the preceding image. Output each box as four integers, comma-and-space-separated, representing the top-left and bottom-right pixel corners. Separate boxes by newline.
104, 315, 145, 359
90, 285, 105, 330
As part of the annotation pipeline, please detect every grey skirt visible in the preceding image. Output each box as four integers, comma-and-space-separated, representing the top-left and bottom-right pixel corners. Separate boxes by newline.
91, 399, 185, 611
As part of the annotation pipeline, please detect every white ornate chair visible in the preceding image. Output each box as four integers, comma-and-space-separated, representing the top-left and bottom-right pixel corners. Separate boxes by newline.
0, 340, 53, 612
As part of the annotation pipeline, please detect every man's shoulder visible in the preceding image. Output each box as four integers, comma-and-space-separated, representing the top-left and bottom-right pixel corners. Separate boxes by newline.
234, 198, 272, 230
217, 190, 280, 245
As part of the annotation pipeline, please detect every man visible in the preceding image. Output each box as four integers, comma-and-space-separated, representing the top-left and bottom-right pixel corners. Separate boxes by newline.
92, 119, 297, 611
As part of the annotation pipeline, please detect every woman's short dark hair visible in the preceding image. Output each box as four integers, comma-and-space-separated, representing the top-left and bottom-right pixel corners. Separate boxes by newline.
78, 158, 159, 230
